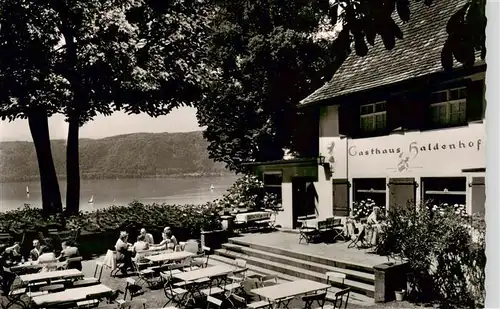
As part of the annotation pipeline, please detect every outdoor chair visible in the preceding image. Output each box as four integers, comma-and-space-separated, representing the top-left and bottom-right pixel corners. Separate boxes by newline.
72, 261, 104, 288
161, 274, 188, 307
78, 290, 114, 309
298, 221, 320, 244
302, 291, 327, 309
326, 218, 345, 242
200, 274, 227, 297
227, 268, 247, 283
206, 295, 225, 309
325, 287, 350, 309
132, 257, 160, 288
117, 298, 147, 309
224, 273, 245, 296
122, 278, 144, 300
326, 271, 346, 288
259, 275, 278, 288
102, 250, 124, 278
159, 263, 184, 279
230, 294, 272, 309
191, 252, 210, 269
346, 222, 369, 249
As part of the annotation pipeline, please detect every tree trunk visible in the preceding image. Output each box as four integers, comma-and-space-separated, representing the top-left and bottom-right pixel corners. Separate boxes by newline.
27, 109, 63, 216
65, 116, 80, 215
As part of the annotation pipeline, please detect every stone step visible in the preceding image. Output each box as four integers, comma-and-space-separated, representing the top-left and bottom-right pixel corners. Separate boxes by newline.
209, 254, 297, 282
229, 237, 374, 275
215, 248, 375, 298
210, 253, 374, 306
221, 243, 374, 285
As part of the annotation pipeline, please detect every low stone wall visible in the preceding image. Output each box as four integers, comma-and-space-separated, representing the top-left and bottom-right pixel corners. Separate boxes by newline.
373, 261, 409, 302
200, 230, 228, 253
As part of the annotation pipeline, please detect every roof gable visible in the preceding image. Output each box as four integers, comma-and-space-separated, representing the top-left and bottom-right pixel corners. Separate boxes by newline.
301, 0, 481, 106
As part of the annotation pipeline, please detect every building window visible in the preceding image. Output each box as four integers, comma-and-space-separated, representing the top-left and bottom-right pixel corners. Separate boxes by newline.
360, 101, 387, 134
429, 87, 467, 127
421, 177, 466, 208
263, 172, 282, 204
353, 178, 386, 208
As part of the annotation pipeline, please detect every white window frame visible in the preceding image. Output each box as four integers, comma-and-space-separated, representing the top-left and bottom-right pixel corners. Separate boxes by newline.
360, 101, 387, 133
429, 87, 467, 126
263, 172, 282, 202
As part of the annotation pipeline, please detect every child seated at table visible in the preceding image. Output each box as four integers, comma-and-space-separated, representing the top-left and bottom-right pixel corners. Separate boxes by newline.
133, 234, 150, 253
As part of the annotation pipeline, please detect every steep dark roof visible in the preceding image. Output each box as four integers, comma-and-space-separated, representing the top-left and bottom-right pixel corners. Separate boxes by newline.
301, 0, 483, 106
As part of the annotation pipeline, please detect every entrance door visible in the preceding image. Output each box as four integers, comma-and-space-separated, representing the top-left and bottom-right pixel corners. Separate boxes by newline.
292, 177, 317, 228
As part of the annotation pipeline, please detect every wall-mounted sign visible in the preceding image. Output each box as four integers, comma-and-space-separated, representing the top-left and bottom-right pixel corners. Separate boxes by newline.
320, 123, 485, 178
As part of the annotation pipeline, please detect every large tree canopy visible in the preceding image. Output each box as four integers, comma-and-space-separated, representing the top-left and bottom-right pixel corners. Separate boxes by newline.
0, 0, 208, 214
198, 0, 486, 172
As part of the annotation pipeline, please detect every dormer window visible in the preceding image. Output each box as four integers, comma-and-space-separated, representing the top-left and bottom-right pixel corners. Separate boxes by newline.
429, 87, 467, 127
360, 101, 387, 134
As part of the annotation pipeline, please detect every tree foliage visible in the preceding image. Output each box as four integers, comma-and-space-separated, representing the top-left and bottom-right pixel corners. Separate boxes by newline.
1, 0, 209, 214
198, 0, 486, 172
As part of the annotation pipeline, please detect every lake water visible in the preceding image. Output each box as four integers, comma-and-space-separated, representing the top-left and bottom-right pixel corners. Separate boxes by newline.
0, 175, 239, 213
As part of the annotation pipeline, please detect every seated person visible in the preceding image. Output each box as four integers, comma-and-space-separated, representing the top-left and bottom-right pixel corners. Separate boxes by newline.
163, 227, 178, 249
115, 231, 133, 275
3, 242, 22, 263
140, 228, 154, 245
29, 239, 42, 261
58, 241, 82, 271
133, 234, 149, 253
38, 245, 57, 263
366, 206, 384, 245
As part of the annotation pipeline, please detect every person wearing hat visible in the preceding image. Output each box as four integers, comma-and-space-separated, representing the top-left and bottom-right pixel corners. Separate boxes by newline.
115, 231, 133, 275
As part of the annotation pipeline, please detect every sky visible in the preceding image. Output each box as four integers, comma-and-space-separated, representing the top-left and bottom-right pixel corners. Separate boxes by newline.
0, 107, 202, 141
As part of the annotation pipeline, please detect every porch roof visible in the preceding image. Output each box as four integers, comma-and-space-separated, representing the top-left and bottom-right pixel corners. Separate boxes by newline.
242, 158, 318, 167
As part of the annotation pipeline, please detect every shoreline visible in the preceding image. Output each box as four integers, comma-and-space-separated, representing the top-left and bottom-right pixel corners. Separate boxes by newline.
0, 172, 237, 183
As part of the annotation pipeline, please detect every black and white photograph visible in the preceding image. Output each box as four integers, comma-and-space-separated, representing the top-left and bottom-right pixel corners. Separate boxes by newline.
0, 0, 497, 308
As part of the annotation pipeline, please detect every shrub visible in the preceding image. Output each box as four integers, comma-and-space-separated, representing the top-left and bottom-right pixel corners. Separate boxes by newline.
213, 174, 279, 212
0, 201, 222, 239
381, 203, 485, 308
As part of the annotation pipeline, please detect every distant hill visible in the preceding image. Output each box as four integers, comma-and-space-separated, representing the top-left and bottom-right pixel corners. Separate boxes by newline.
0, 131, 231, 182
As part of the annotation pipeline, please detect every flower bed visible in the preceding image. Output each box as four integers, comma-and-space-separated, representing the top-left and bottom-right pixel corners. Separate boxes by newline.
352, 199, 385, 221
212, 174, 279, 213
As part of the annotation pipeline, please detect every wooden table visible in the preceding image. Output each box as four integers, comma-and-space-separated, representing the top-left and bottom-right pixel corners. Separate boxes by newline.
251, 279, 330, 305
146, 251, 194, 263
173, 264, 236, 282
19, 269, 83, 284
31, 284, 113, 307
10, 261, 43, 273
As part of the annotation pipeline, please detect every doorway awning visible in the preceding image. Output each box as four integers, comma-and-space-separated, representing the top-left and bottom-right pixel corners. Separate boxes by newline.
242, 158, 319, 182
462, 167, 485, 173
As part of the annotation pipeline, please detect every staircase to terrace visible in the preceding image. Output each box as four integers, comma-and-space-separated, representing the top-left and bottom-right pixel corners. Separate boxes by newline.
210, 231, 393, 306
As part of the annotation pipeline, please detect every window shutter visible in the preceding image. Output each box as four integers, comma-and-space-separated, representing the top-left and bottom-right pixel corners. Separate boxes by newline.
466, 80, 484, 122
332, 179, 350, 216
388, 178, 416, 211
470, 177, 485, 216
338, 103, 360, 137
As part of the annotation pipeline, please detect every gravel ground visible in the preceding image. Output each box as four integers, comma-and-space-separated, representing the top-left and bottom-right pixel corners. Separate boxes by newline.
1, 258, 428, 309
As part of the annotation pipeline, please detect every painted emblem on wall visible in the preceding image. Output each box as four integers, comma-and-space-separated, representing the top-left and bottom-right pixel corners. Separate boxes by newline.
327, 141, 335, 173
